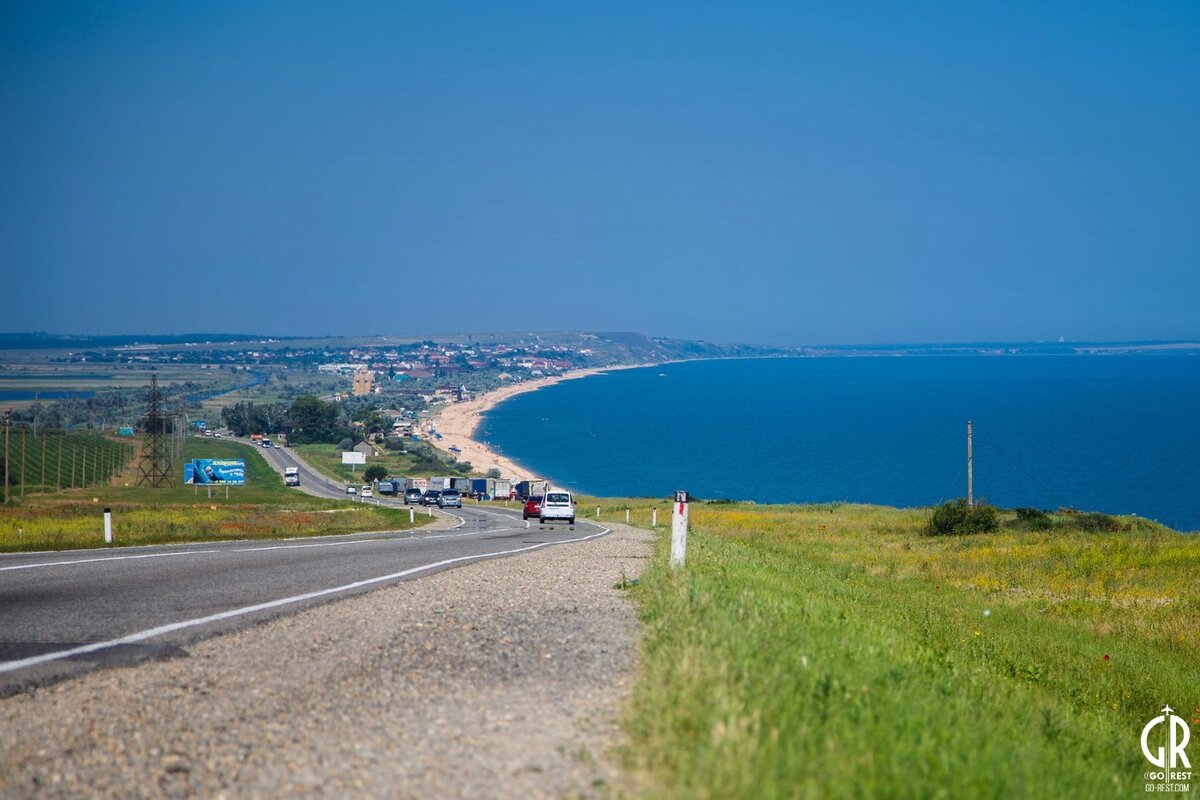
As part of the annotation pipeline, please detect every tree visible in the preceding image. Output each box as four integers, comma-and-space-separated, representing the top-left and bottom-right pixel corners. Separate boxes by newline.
363, 465, 388, 483
485, 468, 501, 479
287, 396, 341, 444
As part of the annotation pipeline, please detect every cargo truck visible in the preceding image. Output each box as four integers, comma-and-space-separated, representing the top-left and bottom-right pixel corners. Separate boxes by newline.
429, 476, 453, 491
404, 477, 428, 491
470, 478, 490, 499
284, 467, 300, 487
449, 477, 473, 494
377, 479, 400, 496
490, 479, 512, 499
515, 480, 549, 500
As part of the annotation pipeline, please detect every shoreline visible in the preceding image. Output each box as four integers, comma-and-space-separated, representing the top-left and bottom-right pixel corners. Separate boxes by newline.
425, 363, 656, 487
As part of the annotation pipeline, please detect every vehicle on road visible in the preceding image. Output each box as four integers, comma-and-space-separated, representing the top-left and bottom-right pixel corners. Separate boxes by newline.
421, 490, 442, 506
346, 485, 357, 495
262, 439, 273, 448
522, 495, 544, 520
284, 467, 300, 487
403, 488, 424, 505
539, 490, 575, 524
361, 486, 373, 498
437, 490, 462, 509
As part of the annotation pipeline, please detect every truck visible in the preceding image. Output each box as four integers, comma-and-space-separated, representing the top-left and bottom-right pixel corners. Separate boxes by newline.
514, 480, 550, 501
377, 479, 400, 496
470, 478, 490, 499
449, 477, 473, 494
284, 467, 300, 487
490, 478, 512, 499
429, 476, 453, 491
404, 477, 428, 491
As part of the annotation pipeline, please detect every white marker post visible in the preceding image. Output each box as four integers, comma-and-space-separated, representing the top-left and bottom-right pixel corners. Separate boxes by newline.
652, 508, 658, 528
103, 507, 112, 544
670, 491, 689, 568
409, 507, 415, 524
625, 508, 630, 524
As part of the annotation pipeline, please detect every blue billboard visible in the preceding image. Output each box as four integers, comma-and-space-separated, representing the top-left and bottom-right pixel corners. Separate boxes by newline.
184, 459, 246, 485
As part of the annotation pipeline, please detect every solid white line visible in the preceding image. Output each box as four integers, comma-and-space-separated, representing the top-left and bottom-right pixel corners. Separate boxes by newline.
0, 527, 611, 675
0, 550, 221, 573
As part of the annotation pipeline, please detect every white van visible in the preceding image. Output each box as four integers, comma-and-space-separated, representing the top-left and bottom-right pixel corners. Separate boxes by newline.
539, 490, 575, 524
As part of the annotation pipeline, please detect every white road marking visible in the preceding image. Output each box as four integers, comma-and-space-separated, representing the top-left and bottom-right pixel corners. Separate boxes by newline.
0, 550, 221, 573
0, 527, 611, 675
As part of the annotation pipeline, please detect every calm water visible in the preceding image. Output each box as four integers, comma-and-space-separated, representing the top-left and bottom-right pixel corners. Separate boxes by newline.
477, 356, 1200, 531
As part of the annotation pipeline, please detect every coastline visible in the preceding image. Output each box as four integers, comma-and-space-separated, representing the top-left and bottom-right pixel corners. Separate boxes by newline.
426, 363, 654, 486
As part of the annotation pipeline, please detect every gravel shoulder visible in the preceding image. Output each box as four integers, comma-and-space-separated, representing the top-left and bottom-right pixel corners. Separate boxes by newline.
0, 522, 655, 799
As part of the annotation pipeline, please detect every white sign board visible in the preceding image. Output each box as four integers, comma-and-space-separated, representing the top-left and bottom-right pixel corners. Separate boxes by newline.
341, 451, 367, 465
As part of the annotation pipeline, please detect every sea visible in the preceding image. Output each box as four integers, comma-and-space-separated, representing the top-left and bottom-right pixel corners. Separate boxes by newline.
477, 356, 1200, 532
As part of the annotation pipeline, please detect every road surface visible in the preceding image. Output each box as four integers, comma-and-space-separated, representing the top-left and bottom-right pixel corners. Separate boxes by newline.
0, 441, 605, 696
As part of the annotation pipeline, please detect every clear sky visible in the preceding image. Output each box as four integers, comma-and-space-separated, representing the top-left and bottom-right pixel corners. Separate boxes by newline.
2, 2, 1198, 345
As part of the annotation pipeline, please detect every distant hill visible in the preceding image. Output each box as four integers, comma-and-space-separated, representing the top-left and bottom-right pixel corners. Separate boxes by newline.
0, 332, 294, 350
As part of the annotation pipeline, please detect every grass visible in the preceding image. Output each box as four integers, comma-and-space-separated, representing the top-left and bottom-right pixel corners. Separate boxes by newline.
0, 437, 430, 551
293, 441, 474, 485
1, 429, 134, 496
605, 499, 1199, 798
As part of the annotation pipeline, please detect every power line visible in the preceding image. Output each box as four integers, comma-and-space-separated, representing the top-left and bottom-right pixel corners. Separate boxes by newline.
976, 434, 1073, 509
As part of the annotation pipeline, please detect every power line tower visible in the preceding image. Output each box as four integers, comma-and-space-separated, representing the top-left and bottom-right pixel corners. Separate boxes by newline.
136, 374, 174, 487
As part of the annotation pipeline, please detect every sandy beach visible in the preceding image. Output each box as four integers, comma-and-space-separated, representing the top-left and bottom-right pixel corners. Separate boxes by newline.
426, 365, 650, 485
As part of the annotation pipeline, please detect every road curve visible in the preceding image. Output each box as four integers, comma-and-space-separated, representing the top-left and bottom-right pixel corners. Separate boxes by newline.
0, 442, 607, 696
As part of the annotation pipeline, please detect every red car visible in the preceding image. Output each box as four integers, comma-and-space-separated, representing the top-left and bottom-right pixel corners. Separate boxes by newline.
522, 495, 544, 520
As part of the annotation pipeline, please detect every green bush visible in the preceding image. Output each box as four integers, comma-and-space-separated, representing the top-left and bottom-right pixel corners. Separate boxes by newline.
926, 499, 999, 536
1070, 511, 1124, 532
1011, 507, 1055, 531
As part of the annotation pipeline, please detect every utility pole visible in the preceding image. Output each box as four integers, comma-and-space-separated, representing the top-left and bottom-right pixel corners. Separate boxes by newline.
3, 409, 10, 505
20, 426, 25, 498
40, 433, 46, 493
57, 435, 63, 490
967, 420, 974, 507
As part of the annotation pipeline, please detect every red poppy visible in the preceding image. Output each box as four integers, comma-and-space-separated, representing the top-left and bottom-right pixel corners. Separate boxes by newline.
1102, 654, 1110, 661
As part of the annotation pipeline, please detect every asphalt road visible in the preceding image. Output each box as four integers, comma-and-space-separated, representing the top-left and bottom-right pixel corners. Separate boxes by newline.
0, 442, 606, 696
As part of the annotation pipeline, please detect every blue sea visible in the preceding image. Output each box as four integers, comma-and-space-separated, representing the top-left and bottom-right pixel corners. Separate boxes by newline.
477, 356, 1200, 532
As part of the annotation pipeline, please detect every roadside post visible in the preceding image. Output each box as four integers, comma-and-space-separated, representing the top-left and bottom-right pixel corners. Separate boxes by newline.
652, 508, 658, 528
103, 507, 112, 544
625, 508, 630, 524
409, 507, 415, 523
670, 491, 689, 568
595, 506, 600, 518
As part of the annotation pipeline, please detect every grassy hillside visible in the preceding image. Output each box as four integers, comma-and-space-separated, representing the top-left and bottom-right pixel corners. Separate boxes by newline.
0, 437, 428, 551
293, 440, 473, 485
0, 429, 134, 496
603, 500, 1196, 798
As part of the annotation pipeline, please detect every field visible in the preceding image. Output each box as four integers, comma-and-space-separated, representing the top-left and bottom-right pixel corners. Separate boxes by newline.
0, 429, 135, 497
597, 499, 1198, 798
293, 441, 473, 485
0, 437, 429, 551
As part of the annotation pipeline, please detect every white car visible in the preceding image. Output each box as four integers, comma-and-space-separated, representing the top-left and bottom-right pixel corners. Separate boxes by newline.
539, 490, 576, 524
346, 486, 357, 495
361, 486, 373, 498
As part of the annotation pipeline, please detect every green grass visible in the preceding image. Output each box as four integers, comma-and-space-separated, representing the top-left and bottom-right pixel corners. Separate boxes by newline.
0, 437, 430, 551
1, 429, 134, 496
293, 441, 473, 485
609, 500, 1198, 798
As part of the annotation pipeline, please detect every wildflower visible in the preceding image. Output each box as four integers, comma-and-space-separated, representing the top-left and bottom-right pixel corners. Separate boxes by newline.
1103, 654, 1110, 662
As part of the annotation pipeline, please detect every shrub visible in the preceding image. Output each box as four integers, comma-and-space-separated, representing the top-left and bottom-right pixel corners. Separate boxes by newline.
926, 499, 999, 536
1011, 507, 1054, 531
363, 465, 388, 483
1071, 512, 1124, 532
336, 438, 353, 451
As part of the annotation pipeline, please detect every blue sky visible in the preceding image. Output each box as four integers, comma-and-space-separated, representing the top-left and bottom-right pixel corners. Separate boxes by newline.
2, 2, 1198, 344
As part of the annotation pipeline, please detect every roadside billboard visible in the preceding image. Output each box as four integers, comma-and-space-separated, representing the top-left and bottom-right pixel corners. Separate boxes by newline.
183, 459, 246, 485
341, 452, 367, 465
